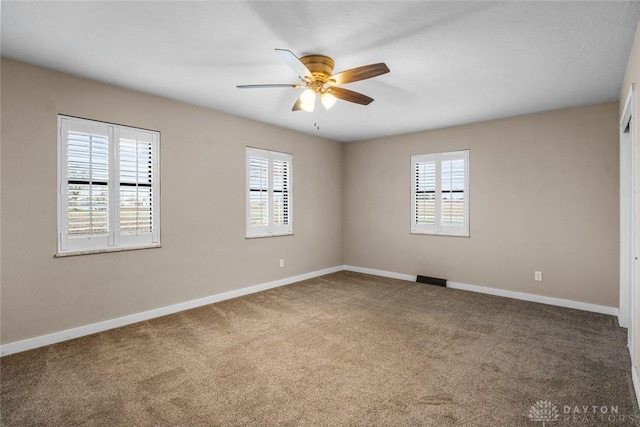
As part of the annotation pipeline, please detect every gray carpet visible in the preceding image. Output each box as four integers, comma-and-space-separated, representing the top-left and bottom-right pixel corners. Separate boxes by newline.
1, 271, 638, 426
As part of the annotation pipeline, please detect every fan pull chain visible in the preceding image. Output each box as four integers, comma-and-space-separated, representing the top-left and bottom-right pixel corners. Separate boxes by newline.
314, 96, 320, 130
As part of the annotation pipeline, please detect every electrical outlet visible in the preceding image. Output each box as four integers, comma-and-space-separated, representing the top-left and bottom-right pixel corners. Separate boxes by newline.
534, 271, 543, 281
279, 259, 285, 268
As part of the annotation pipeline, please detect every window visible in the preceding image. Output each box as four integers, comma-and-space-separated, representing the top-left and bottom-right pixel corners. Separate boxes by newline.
246, 147, 292, 237
57, 116, 160, 255
411, 150, 469, 236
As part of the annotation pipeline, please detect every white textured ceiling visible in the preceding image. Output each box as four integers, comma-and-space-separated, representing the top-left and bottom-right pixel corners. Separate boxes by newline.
2, 1, 640, 142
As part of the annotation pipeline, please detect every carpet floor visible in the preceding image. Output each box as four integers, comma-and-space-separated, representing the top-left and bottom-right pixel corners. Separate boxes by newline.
0, 271, 638, 426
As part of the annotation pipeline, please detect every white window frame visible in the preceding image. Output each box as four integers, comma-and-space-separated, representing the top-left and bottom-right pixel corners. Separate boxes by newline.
246, 147, 293, 238
57, 115, 161, 256
411, 150, 469, 237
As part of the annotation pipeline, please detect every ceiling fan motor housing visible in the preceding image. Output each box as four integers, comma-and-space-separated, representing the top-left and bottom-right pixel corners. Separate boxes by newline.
300, 55, 335, 83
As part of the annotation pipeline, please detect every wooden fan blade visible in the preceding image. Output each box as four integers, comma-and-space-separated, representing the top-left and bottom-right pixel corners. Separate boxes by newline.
237, 84, 301, 89
328, 87, 374, 105
275, 49, 314, 81
328, 63, 390, 85
292, 98, 302, 111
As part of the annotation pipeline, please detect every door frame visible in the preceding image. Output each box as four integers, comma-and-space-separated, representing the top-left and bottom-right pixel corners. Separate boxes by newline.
620, 84, 638, 383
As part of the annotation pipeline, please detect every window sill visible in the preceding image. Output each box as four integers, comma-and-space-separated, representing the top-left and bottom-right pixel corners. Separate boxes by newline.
55, 244, 162, 258
410, 231, 470, 238
246, 233, 294, 239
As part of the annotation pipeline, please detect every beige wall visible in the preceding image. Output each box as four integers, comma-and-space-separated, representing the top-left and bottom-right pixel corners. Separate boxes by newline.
0, 56, 623, 346
343, 102, 620, 307
0, 59, 343, 344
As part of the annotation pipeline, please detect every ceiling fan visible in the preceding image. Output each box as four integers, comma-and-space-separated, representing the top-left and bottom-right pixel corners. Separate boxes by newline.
237, 49, 390, 113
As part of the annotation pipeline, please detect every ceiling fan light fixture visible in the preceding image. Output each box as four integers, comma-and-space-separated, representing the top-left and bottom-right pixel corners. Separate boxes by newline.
321, 92, 337, 110
238, 49, 390, 120
300, 88, 316, 112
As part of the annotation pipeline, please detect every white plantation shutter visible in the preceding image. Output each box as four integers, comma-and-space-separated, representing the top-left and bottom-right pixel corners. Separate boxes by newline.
271, 154, 291, 234
246, 148, 293, 237
411, 150, 469, 236
59, 119, 111, 251
58, 116, 160, 254
414, 160, 436, 228
249, 155, 269, 230
117, 128, 159, 246
67, 128, 110, 237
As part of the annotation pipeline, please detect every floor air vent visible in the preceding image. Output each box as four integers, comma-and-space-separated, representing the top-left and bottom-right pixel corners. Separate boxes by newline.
416, 275, 447, 287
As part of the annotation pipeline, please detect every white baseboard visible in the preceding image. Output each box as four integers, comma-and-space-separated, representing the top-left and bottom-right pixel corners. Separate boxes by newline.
343, 265, 416, 282
343, 265, 618, 316
630, 343, 640, 410
631, 356, 640, 410
0, 265, 343, 357
447, 281, 618, 316
1, 264, 619, 356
